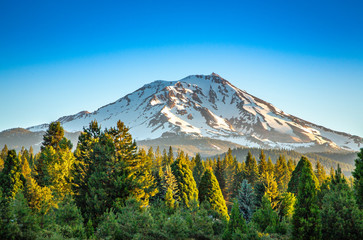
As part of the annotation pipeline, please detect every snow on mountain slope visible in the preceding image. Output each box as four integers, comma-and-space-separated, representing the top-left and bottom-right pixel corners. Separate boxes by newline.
27, 73, 362, 151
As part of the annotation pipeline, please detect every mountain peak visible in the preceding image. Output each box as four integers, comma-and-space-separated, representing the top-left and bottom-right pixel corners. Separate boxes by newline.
26, 74, 362, 152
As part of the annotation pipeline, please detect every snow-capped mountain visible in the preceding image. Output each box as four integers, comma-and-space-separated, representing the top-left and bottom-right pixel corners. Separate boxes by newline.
27, 73, 362, 152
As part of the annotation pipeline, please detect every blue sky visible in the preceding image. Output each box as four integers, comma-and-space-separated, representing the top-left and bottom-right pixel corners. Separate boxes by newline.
0, 0, 362, 137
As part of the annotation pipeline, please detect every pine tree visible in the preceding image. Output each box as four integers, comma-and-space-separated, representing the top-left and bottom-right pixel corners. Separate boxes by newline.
292, 158, 322, 240
193, 153, 205, 188
252, 194, 278, 233
165, 188, 175, 210
278, 192, 296, 221
41, 121, 64, 150
288, 156, 318, 196
315, 160, 327, 186
0, 144, 8, 160
262, 172, 279, 209
352, 148, 363, 208
267, 157, 274, 175
171, 153, 198, 208
0, 150, 23, 200
0, 156, 4, 172
198, 168, 229, 220
231, 161, 244, 200
258, 150, 268, 176
287, 158, 295, 173
214, 156, 227, 199
223, 148, 235, 202
274, 154, 289, 192
162, 165, 179, 199
224, 200, 247, 238
245, 151, 259, 186
321, 170, 363, 240
238, 179, 255, 222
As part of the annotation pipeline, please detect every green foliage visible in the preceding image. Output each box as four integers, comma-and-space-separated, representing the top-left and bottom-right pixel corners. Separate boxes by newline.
171, 153, 198, 208
224, 200, 247, 239
192, 153, 205, 188
315, 160, 327, 186
321, 176, 363, 240
352, 148, 363, 208
198, 168, 229, 220
252, 194, 278, 233
288, 156, 318, 196
274, 155, 290, 192
245, 151, 259, 186
238, 179, 255, 222
214, 156, 227, 199
277, 192, 296, 220
292, 157, 321, 240
41, 122, 65, 150
0, 150, 23, 200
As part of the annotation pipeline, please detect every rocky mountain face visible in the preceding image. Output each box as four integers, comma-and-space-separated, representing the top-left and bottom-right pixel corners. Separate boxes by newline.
25, 73, 362, 153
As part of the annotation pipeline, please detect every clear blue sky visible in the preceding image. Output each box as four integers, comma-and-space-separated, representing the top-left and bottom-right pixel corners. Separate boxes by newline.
1, 0, 362, 137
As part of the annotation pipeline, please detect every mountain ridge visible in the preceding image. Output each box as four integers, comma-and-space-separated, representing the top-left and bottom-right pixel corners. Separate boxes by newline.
25, 73, 362, 152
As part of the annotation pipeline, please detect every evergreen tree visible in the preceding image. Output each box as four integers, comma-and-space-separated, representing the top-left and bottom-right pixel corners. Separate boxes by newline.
214, 156, 227, 199
165, 187, 175, 210
0, 150, 23, 200
252, 194, 278, 233
245, 151, 259, 186
321, 172, 363, 240
171, 154, 198, 208
223, 148, 235, 202
262, 172, 279, 209
287, 158, 295, 173
315, 160, 327, 186
224, 200, 247, 239
274, 154, 289, 192
288, 156, 318, 196
41, 121, 64, 150
198, 168, 229, 220
162, 165, 179, 200
352, 148, 363, 208
258, 149, 268, 176
278, 192, 296, 221
0, 144, 8, 160
267, 157, 274, 175
238, 179, 254, 222
231, 161, 244, 200
292, 158, 322, 240
193, 153, 205, 188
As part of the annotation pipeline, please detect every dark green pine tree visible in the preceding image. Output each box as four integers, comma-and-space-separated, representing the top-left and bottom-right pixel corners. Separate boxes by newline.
1, 144, 9, 160
258, 150, 268, 177
238, 179, 255, 222
231, 161, 244, 200
288, 156, 318, 196
274, 154, 289, 192
198, 168, 229, 220
0, 150, 23, 200
352, 148, 363, 208
245, 151, 259, 186
321, 166, 363, 240
193, 153, 205, 188
292, 158, 322, 240
171, 153, 198, 208
41, 121, 64, 150
315, 160, 327, 186
224, 200, 247, 238
214, 156, 227, 199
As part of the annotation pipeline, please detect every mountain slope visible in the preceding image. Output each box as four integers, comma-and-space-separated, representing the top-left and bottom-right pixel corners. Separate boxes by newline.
26, 73, 362, 152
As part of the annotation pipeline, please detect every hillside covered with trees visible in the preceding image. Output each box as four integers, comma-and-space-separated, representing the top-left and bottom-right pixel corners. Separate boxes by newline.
0, 121, 362, 240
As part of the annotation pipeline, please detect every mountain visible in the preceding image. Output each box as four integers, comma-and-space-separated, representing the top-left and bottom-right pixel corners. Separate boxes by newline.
25, 73, 362, 153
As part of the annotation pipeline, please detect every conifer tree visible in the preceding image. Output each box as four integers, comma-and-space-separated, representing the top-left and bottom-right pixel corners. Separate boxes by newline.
274, 154, 289, 192
223, 148, 235, 201
262, 172, 279, 209
166, 146, 174, 165
287, 158, 295, 173
199, 168, 229, 220
162, 165, 178, 199
171, 153, 198, 208
41, 121, 64, 150
214, 156, 227, 199
258, 150, 268, 177
165, 188, 175, 210
315, 160, 327, 186
0, 156, 4, 172
0, 150, 23, 200
238, 179, 255, 222
245, 151, 259, 186
352, 148, 363, 208
231, 161, 244, 200
193, 153, 205, 188
288, 156, 318, 196
0, 144, 8, 160
292, 159, 321, 240
321, 167, 363, 240
224, 200, 247, 238
267, 157, 274, 175
278, 192, 296, 221
252, 194, 278, 233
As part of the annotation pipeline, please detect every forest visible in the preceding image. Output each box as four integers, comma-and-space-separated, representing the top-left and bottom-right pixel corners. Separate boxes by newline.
0, 120, 362, 240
